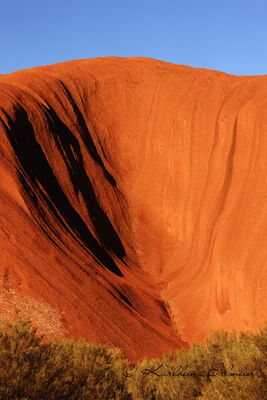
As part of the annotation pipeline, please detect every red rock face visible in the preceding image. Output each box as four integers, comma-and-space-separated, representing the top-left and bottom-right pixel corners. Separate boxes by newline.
0, 57, 266, 360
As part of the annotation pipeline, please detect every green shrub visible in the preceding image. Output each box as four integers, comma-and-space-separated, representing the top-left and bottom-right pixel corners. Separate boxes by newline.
198, 325, 267, 400
125, 326, 267, 400
0, 318, 131, 400
0, 318, 266, 399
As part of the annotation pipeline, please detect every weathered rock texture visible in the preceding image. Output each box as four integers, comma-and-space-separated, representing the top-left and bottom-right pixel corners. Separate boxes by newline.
0, 57, 266, 360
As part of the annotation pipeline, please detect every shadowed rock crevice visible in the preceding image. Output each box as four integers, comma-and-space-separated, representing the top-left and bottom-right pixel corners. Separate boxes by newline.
56, 80, 117, 186
45, 106, 125, 260
4, 105, 124, 277
108, 283, 135, 311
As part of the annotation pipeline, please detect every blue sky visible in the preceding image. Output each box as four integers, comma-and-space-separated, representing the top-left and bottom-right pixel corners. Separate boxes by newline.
1, 0, 266, 75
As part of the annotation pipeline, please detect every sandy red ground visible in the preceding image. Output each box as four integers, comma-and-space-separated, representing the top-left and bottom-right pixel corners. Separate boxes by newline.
0, 57, 266, 361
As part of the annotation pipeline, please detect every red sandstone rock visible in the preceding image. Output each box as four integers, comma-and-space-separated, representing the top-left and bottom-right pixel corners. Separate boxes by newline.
0, 57, 266, 361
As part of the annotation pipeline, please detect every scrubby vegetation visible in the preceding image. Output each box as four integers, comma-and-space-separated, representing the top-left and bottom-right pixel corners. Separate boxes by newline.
0, 319, 266, 399
126, 327, 267, 400
0, 319, 130, 400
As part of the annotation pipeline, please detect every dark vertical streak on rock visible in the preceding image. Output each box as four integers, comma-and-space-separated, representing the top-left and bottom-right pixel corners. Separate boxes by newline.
4, 105, 124, 277
57, 80, 117, 186
45, 106, 126, 260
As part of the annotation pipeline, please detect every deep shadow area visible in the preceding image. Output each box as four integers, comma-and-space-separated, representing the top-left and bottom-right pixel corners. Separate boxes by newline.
108, 283, 135, 312
45, 105, 125, 260
3, 105, 124, 277
58, 80, 117, 186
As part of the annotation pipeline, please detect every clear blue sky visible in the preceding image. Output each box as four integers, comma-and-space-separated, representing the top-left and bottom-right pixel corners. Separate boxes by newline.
1, 0, 267, 75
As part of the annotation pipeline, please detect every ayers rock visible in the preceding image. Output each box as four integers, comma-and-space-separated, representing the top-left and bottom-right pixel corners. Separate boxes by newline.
0, 57, 267, 361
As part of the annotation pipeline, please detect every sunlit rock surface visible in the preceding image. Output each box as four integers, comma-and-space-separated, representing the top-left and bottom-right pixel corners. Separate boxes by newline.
0, 57, 266, 360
